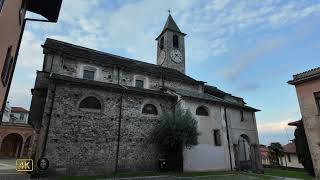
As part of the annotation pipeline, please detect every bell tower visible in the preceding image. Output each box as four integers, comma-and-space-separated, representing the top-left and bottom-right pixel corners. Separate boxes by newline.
156, 14, 186, 74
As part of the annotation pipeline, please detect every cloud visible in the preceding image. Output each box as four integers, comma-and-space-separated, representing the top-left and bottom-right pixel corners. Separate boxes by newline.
236, 82, 261, 92
11, 0, 320, 110
17, 31, 44, 68
258, 119, 296, 134
218, 37, 286, 81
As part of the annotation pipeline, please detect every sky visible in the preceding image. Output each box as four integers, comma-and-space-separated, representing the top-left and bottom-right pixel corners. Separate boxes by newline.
8, 0, 320, 146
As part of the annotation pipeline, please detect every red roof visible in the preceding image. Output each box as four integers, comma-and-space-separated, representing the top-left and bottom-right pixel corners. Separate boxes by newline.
283, 143, 296, 154
259, 146, 269, 157
11, 107, 29, 113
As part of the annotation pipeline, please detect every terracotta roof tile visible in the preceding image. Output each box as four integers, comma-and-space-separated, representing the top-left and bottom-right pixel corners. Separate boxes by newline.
11, 107, 29, 113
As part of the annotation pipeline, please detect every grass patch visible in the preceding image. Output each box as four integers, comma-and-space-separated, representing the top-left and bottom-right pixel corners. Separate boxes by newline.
263, 168, 313, 180
59, 171, 235, 180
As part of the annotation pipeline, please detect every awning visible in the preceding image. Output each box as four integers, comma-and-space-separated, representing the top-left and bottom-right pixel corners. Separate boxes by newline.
27, 0, 63, 22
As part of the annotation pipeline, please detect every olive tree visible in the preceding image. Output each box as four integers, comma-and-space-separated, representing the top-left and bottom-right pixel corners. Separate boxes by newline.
152, 105, 200, 171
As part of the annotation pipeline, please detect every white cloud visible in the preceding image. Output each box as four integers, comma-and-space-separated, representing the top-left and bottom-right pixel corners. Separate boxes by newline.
218, 37, 286, 81
10, 0, 320, 109
258, 119, 296, 134
17, 31, 44, 68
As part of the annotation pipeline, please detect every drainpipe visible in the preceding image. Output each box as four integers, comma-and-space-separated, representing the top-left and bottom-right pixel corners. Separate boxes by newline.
224, 107, 233, 171
0, 18, 55, 124
114, 67, 127, 174
114, 89, 124, 174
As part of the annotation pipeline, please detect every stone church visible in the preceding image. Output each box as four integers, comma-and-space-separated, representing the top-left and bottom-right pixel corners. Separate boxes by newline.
29, 14, 262, 175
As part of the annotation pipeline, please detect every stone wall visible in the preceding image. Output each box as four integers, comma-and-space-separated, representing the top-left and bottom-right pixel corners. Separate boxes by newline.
37, 83, 174, 175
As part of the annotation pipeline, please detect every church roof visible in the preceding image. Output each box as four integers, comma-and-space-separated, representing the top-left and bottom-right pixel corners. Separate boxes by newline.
155, 14, 186, 40
170, 88, 260, 112
43, 38, 200, 85
163, 14, 182, 33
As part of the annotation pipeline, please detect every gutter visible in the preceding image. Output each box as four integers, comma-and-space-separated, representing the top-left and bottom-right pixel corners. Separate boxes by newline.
224, 107, 233, 171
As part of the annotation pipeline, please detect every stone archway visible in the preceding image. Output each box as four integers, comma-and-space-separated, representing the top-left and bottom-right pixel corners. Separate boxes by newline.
237, 134, 251, 171
0, 133, 23, 158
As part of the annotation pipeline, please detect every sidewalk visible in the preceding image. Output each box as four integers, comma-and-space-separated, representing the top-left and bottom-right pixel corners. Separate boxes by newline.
0, 158, 29, 180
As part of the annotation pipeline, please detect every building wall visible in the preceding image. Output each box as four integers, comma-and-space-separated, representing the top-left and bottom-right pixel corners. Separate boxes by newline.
0, 0, 26, 112
182, 99, 231, 171
2, 102, 11, 122
280, 153, 304, 169
11, 112, 28, 123
295, 78, 320, 177
42, 54, 200, 93
32, 82, 174, 175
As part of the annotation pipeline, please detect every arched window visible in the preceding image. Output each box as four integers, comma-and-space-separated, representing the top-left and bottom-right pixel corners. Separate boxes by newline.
196, 106, 209, 116
173, 35, 179, 48
160, 37, 164, 50
142, 104, 158, 115
79, 97, 101, 110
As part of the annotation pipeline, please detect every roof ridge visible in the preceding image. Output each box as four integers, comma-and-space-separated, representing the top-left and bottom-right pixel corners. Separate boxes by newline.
44, 38, 199, 83
293, 67, 320, 80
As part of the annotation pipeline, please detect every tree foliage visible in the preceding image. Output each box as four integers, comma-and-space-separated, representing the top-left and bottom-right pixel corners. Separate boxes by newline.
294, 121, 315, 176
268, 142, 284, 165
152, 105, 200, 151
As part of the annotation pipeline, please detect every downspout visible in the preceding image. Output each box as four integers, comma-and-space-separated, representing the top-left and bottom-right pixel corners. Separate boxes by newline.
114, 89, 124, 174
114, 67, 126, 174
224, 107, 233, 171
41, 83, 57, 156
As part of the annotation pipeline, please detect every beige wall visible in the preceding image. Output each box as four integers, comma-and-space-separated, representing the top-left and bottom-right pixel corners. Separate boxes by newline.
295, 78, 320, 177
0, 0, 26, 111
280, 153, 304, 169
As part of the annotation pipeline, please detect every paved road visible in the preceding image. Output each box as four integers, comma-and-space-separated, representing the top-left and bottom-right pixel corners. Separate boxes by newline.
0, 158, 30, 180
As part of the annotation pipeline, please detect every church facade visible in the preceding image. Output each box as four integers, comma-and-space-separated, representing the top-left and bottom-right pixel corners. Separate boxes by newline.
29, 15, 262, 175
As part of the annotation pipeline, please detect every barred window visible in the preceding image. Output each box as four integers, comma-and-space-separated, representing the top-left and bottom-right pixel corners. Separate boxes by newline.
79, 97, 101, 110
142, 104, 158, 115
240, 111, 244, 122
135, 80, 144, 88
314, 92, 320, 113
160, 37, 164, 50
83, 70, 95, 80
213, 130, 221, 146
173, 35, 179, 48
1, 46, 13, 86
196, 106, 209, 116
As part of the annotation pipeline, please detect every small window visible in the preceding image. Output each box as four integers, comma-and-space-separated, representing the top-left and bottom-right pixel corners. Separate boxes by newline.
196, 106, 209, 116
213, 130, 221, 146
142, 104, 158, 115
1, 46, 13, 86
240, 111, 244, 122
287, 154, 291, 162
79, 97, 101, 110
314, 92, 320, 113
160, 37, 164, 50
173, 35, 179, 48
19, 114, 25, 121
135, 80, 144, 88
0, 0, 5, 13
83, 70, 95, 80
